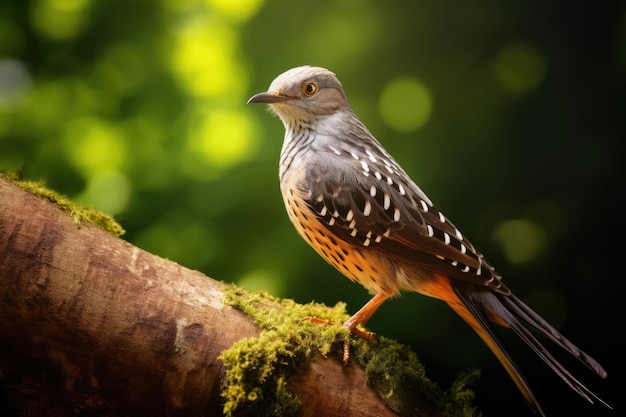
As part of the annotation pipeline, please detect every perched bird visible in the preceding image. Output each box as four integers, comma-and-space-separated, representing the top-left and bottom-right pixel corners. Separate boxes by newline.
247, 65, 609, 416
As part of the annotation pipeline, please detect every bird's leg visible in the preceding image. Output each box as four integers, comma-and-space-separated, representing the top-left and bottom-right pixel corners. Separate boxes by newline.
301, 293, 390, 362
341, 293, 389, 363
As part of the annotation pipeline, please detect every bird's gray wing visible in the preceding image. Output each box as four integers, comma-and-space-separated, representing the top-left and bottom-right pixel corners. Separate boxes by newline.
299, 148, 508, 293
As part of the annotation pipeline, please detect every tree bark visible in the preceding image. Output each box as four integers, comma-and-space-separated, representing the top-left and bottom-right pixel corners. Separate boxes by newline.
0, 178, 402, 417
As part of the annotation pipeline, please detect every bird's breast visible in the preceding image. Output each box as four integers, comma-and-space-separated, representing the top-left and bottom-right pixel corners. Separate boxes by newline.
281, 184, 400, 296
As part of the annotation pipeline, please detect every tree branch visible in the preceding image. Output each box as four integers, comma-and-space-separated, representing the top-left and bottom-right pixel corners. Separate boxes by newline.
0, 178, 471, 416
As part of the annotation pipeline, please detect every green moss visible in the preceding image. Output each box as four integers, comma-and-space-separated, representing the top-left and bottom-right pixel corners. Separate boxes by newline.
2, 173, 125, 237
355, 336, 441, 415
443, 369, 482, 417
220, 287, 348, 417
220, 285, 481, 417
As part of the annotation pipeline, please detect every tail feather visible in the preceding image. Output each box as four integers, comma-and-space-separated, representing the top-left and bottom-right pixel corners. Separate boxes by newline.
449, 285, 611, 415
502, 294, 607, 378
447, 291, 546, 416
498, 294, 611, 408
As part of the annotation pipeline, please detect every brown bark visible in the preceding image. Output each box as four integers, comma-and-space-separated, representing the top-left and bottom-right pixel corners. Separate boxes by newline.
0, 178, 401, 417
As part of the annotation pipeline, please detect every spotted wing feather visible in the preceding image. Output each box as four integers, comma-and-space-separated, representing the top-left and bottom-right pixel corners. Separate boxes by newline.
300, 145, 508, 294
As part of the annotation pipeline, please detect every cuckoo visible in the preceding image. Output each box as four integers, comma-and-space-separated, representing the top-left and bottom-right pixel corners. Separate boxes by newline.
247, 65, 609, 416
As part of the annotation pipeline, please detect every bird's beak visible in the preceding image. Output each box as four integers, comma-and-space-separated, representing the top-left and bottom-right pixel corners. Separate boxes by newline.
247, 91, 291, 104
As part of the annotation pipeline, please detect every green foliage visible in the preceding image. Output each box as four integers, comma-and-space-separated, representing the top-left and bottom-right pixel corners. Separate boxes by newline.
444, 369, 482, 417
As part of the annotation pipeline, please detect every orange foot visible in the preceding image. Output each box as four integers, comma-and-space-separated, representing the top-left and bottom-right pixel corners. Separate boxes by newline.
301, 316, 377, 363
301, 294, 389, 363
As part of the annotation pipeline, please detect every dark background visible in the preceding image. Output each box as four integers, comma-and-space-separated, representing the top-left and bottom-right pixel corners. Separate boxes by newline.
1, 0, 623, 415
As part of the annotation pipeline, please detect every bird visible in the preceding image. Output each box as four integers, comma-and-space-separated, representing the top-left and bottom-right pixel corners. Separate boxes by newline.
247, 65, 610, 416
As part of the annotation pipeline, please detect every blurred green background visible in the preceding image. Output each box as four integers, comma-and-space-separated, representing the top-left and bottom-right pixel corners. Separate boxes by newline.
1, 0, 623, 415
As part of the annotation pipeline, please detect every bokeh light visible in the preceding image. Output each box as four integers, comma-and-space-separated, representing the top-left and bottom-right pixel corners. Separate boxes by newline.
62, 117, 127, 177
204, 0, 264, 22
181, 106, 259, 180
30, 0, 92, 40
491, 218, 549, 264
77, 170, 132, 214
379, 77, 432, 132
493, 41, 546, 93
189, 107, 258, 167
167, 18, 248, 99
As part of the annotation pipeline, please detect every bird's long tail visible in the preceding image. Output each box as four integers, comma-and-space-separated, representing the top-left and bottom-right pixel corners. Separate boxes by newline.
445, 279, 610, 416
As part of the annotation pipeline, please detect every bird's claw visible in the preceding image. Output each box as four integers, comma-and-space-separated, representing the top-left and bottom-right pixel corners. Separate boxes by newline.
300, 316, 376, 363
300, 316, 376, 364
342, 324, 377, 363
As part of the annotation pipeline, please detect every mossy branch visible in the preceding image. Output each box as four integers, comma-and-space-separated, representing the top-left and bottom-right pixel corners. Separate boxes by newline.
220, 288, 480, 417
1, 172, 125, 237
0, 177, 480, 416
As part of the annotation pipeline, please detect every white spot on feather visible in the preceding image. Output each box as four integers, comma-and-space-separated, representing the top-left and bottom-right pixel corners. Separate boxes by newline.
363, 200, 372, 216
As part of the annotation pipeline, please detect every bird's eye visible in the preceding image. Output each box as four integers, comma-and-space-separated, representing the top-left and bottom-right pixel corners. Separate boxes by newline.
302, 81, 318, 96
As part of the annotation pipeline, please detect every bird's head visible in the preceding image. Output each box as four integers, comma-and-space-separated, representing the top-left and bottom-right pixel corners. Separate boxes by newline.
247, 66, 350, 126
